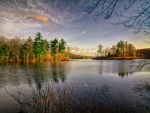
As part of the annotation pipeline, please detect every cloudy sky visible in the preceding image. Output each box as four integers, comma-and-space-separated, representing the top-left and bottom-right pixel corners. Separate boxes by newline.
0, 0, 149, 55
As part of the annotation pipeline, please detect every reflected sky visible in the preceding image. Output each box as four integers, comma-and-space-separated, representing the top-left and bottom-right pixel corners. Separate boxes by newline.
0, 60, 150, 112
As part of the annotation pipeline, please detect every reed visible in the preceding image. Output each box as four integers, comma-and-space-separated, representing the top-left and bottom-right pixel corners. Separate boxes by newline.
6, 82, 150, 113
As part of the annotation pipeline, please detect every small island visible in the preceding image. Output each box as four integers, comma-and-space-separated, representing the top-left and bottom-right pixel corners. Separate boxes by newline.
93, 40, 150, 60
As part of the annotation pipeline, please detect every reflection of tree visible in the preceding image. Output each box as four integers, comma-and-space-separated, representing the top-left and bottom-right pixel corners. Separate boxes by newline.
134, 59, 150, 72
51, 63, 59, 83
58, 63, 66, 82
50, 62, 66, 84
0, 63, 24, 87
98, 60, 104, 75
0, 62, 67, 90
118, 72, 128, 78
133, 81, 150, 111
21, 63, 34, 87
33, 63, 45, 90
118, 72, 133, 78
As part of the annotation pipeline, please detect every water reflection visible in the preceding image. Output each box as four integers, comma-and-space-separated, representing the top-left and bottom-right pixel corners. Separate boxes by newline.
33, 63, 45, 90
27, 62, 67, 90
50, 62, 66, 83
97, 60, 136, 75
98, 60, 104, 75
118, 72, 133, 78
0, 60, 150, 113
0, 62, 67, 90
0, 63, 24, 87
132, 81, 150, 110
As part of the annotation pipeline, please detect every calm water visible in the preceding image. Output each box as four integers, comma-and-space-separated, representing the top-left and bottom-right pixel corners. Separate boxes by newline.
0, 59, 150, 113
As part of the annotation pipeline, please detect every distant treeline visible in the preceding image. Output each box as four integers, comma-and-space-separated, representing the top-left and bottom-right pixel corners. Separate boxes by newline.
69, 53, 93, 59
0, 32, 69, 62
97, 40, 136, 57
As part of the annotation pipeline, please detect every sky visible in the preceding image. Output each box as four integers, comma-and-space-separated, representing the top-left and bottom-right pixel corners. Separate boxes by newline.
0, 0, 149, 56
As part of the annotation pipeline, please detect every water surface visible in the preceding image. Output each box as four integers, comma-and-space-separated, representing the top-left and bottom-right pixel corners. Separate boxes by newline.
0, 59, 150, 113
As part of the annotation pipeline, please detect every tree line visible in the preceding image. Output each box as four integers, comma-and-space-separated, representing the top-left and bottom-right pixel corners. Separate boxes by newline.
0, 32, 69, 62
97, 40, 136, 57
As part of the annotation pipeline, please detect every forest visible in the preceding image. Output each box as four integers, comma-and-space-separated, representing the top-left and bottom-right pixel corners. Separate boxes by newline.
0, 32, 69, 63
97, 40, 136, 57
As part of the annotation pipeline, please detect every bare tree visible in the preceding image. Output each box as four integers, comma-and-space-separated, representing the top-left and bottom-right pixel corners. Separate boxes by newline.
97, 44, 103, 56
86, 0, 150, 34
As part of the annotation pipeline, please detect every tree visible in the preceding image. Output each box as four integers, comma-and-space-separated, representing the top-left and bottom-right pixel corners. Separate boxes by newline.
117, 40, 125, 57
33, 32, 46, 60
0, 44, 9, 62
58, 38, 66, 53
128, 44, 135, 57
0, 36, 9, 62
21, 37, 34, 61
124, 41, 128, 57
50, 38, 59, 56
66, 46, 71, 58
116, 48, 120, 57
97, 44, 103, 56
103, 47, 110, 56
107, 52, 111, 57
9, 37, 21, 61
44, 39, 50, 52
0, 33, 68, 62
86, 0, 150, 34
111, 45, 117, 56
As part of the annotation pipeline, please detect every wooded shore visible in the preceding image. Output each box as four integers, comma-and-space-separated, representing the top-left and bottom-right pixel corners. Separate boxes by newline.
92, 56, 147, 60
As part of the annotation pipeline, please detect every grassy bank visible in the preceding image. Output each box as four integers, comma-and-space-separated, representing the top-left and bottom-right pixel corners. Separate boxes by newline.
0, 54, 70, 63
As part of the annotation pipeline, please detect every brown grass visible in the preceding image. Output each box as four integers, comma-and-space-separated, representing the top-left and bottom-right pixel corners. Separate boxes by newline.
6, 83, 150, 113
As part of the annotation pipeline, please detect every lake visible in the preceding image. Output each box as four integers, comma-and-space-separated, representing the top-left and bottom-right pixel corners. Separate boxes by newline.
0, 59, 150, 113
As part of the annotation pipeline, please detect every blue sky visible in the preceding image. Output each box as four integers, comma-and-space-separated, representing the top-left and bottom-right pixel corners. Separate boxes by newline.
0, 0, 149, 55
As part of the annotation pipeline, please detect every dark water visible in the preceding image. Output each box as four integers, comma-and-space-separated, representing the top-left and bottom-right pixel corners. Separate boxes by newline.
0, 59, 150, 113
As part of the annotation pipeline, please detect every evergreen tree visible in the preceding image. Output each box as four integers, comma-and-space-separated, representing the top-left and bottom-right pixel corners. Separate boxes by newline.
33, 32, 46, 60
58, 38, 66, 53
50, 38, 59, 56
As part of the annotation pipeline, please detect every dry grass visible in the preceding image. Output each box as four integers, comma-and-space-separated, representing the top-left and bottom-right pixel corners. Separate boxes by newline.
6, 83, 150, 113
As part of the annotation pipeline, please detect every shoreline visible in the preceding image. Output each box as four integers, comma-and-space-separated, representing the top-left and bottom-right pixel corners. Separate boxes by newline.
92, 57, 149, 60
0, 57, 70, 63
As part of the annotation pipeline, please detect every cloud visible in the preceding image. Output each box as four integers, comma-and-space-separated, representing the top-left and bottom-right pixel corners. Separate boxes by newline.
128, 29, 134, 32
25, 14, 49, 24
81, 31, 86, 34
102, 31, 108, 35
76, 47, 84, 52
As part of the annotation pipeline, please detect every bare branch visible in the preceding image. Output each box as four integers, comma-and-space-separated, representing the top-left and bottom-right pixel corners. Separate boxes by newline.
86, 0, 150, 34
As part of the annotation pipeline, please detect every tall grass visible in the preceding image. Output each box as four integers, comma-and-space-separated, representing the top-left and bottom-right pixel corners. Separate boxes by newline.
6, 82, 150, 113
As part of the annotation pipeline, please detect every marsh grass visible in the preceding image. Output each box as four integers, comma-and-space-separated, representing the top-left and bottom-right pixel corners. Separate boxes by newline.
6, 82, 150, 113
